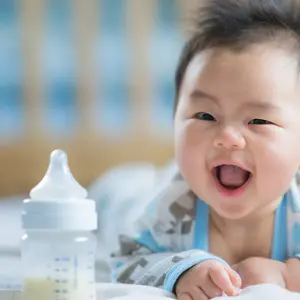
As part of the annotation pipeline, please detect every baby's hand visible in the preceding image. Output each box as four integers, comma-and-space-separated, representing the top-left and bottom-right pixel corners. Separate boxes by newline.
232, 257, 286, 289
175, 260, 241, 300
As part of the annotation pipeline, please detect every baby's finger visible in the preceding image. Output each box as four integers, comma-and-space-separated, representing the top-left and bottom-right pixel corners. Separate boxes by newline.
200, 276, 222, 299
189, 286, 209, 300
226, 266, 242, 289
177, 292, 193, 300
209, 265, 236, 296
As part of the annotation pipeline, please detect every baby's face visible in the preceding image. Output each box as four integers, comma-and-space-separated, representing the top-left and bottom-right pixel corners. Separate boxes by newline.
175, 44, 300, 219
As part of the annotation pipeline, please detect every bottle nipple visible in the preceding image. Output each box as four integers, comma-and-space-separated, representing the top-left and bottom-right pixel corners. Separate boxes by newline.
30, 150, 87, 201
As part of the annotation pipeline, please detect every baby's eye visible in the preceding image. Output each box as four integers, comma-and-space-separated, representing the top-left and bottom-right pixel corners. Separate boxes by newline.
249, 118, 272, 125
194, 112, 216, 121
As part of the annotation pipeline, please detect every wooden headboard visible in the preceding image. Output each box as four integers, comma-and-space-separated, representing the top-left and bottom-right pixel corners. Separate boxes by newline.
0, 0, 200, 197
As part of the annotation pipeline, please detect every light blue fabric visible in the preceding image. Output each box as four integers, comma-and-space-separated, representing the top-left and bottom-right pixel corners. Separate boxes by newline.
134, 230, 168, 253
287, 182, 300, 258
194, 199, 209, 250
271, 194, 287, 262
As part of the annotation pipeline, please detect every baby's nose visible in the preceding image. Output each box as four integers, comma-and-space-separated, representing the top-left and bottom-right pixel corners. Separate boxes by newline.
213, 126, 246, 150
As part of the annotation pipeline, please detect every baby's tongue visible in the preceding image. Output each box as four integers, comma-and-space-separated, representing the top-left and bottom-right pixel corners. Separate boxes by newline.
219, 165, 248, 187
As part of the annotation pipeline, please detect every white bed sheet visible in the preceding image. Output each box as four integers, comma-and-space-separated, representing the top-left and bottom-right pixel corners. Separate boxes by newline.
0, 197, 23, 290
0, 283, 299, 300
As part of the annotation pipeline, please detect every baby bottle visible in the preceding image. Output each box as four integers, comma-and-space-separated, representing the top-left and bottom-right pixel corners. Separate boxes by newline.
21, 150, 98, 300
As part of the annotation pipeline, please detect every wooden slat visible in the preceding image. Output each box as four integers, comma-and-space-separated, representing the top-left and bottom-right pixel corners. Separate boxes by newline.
73, 0, 98, 136
20, 0, 44, 137
126, 0, 154, 135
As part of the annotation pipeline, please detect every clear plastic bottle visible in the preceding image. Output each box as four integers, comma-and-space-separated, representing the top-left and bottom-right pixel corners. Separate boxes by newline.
21, 150, 98, 300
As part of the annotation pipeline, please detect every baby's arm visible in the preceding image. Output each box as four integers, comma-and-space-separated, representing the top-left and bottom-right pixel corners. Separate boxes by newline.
285, 258, 300, 292
109, 198, 230, 292
233, 256, 300, 292
232, 257, 287, 289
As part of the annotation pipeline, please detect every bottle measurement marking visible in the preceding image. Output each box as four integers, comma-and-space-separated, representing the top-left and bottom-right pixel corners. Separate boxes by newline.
55, 268, 69, 272
55, 257, 71, 262
55, 279, 68, 284
55, 290, 68, 294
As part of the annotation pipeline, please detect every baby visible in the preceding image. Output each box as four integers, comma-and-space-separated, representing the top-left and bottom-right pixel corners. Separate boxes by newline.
109, 0, 300, 299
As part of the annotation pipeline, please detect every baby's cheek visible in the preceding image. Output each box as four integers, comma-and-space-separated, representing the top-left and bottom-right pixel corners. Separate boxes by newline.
261, 133, 300, 175
255, 145, 297, 195
176, 134, 204, 175
178, 150, 201, 182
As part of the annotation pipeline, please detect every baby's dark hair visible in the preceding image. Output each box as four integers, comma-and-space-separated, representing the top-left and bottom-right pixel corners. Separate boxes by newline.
174, 0, 300, 108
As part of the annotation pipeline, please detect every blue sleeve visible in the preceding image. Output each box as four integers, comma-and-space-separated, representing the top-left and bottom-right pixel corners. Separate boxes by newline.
163, 252, 229, 293
110, 229, 229, 288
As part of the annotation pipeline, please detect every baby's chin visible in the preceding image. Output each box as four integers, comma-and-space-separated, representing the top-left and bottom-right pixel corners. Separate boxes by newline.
210, 201, 257, 221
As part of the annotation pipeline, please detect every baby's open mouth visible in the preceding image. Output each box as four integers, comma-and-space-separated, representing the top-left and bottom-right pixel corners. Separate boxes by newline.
214, 165, 251, 190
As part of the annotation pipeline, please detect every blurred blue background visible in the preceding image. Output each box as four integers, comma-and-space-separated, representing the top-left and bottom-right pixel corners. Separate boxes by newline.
0, 0, 198, 196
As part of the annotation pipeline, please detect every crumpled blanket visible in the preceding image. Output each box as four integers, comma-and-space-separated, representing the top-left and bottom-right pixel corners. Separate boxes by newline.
88, 161, 177, 282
